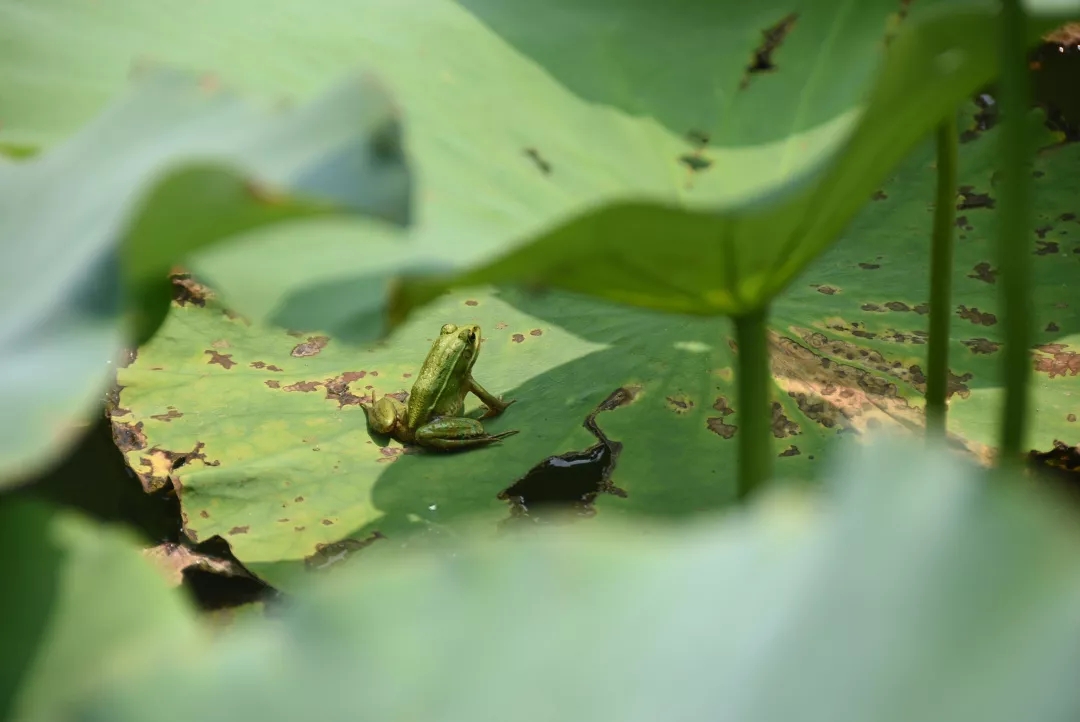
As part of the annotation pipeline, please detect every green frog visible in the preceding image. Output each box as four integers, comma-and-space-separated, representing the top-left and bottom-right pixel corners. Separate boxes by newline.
361, 323, 518, 451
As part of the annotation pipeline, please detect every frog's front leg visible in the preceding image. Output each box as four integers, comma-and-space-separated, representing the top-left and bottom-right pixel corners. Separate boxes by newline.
414, 416, 518, 451
467, 378, 516, 420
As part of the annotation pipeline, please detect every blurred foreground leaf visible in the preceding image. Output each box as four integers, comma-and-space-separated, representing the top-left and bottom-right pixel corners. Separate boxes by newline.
79, 440, 1080, 721
0, 69, 411, 488
0, 501, 199, 722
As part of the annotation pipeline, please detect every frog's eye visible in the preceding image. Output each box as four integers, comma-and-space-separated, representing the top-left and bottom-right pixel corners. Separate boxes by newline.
441, 323, 457, 335
466, 329, 477, 343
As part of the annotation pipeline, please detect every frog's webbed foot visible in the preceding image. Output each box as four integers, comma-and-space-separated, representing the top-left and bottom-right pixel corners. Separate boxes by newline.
414, 417, 518, 451
478, 397, 516, 420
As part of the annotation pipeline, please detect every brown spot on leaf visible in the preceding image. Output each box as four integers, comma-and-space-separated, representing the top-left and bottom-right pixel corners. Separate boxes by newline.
665, 394, 695, 414
511, 334, 525, 343
277, 518, 289, 523
742, 13, 798, 88
885, 301, 910, 312
706, 418, 737, 438
324, 374, 364, 407
948, 371, 973, 399
265, 380, 281, 389
295, 526, 306, 532
150, 407, 183, 422
1035, 225, 1054, 239
858, 262, 881, 270
530, 329, 543, 336
495, 322, 508, 330
712, 397, 734, 415
779, 445, 801, 457
872, 190, 887, 201
815, 285, 838, 295
205, 350, 236, 369
132, 441, 220, 493
968, 262, 998, 283
1034, 343, 1080, 378
861, 303, 885, 313
229, 526, 249, 535
913, 303, 929, 315
954, 214, 970, 229
524, 147, 552, 175
465, 299, 479, 306
771, 329, 972, 439
1035, 239, 1060, 255
963, 338, 1001, 354
687, 129, 710, 147
113, 421, 147, 453
1069, 414, 1077, 422
321, 519, 334, 526
957, 305, 997, 326
199, 510, 209, 519
957, 185, 995, 210
1047, 322, 1060, 332
295, 496, 305, 503
679, 153, 712, 172
771, 402, 801, 438
283, 380, 322, 392
291, 336, 330, 357
171, 273, 212, 306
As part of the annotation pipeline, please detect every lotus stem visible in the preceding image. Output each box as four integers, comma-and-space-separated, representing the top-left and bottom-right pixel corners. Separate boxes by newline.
925, 114, 958, 439
734, 305, 771, 500
997, 0, 1033, 465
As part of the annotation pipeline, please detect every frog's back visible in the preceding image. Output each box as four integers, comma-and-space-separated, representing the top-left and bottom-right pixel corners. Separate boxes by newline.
404, 336, 470, 427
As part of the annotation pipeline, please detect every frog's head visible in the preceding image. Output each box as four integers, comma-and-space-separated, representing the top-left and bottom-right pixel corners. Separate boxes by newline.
440, 323, 482, 372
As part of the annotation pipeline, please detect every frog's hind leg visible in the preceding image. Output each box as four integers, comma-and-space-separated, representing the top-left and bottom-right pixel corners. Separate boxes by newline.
362, 394, 407, 436
414, 417, 518, 451
468, 379, 516, 419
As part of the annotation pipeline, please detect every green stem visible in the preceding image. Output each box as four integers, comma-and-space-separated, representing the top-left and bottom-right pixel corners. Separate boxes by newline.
925, 114, 958, 439
734, 305, 771, 500
998, 0, 1033, 465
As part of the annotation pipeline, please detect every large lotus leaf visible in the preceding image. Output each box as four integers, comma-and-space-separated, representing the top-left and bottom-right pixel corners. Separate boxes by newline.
0, 68, 410, 488
110, 97, 1077, 586
0, 501, 200, 722
772, 104, 1080, 456
3, 0, 1075, 341
76, 441, 1080, 722
111, 277, 877, 588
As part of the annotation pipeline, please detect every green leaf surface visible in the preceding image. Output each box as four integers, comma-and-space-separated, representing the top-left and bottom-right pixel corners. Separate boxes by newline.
0, 69, 410, 487
111, 283, 856, 588
76, 441, 1080, 722
0, 500, 198, 722
4, 0, 1073, 340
